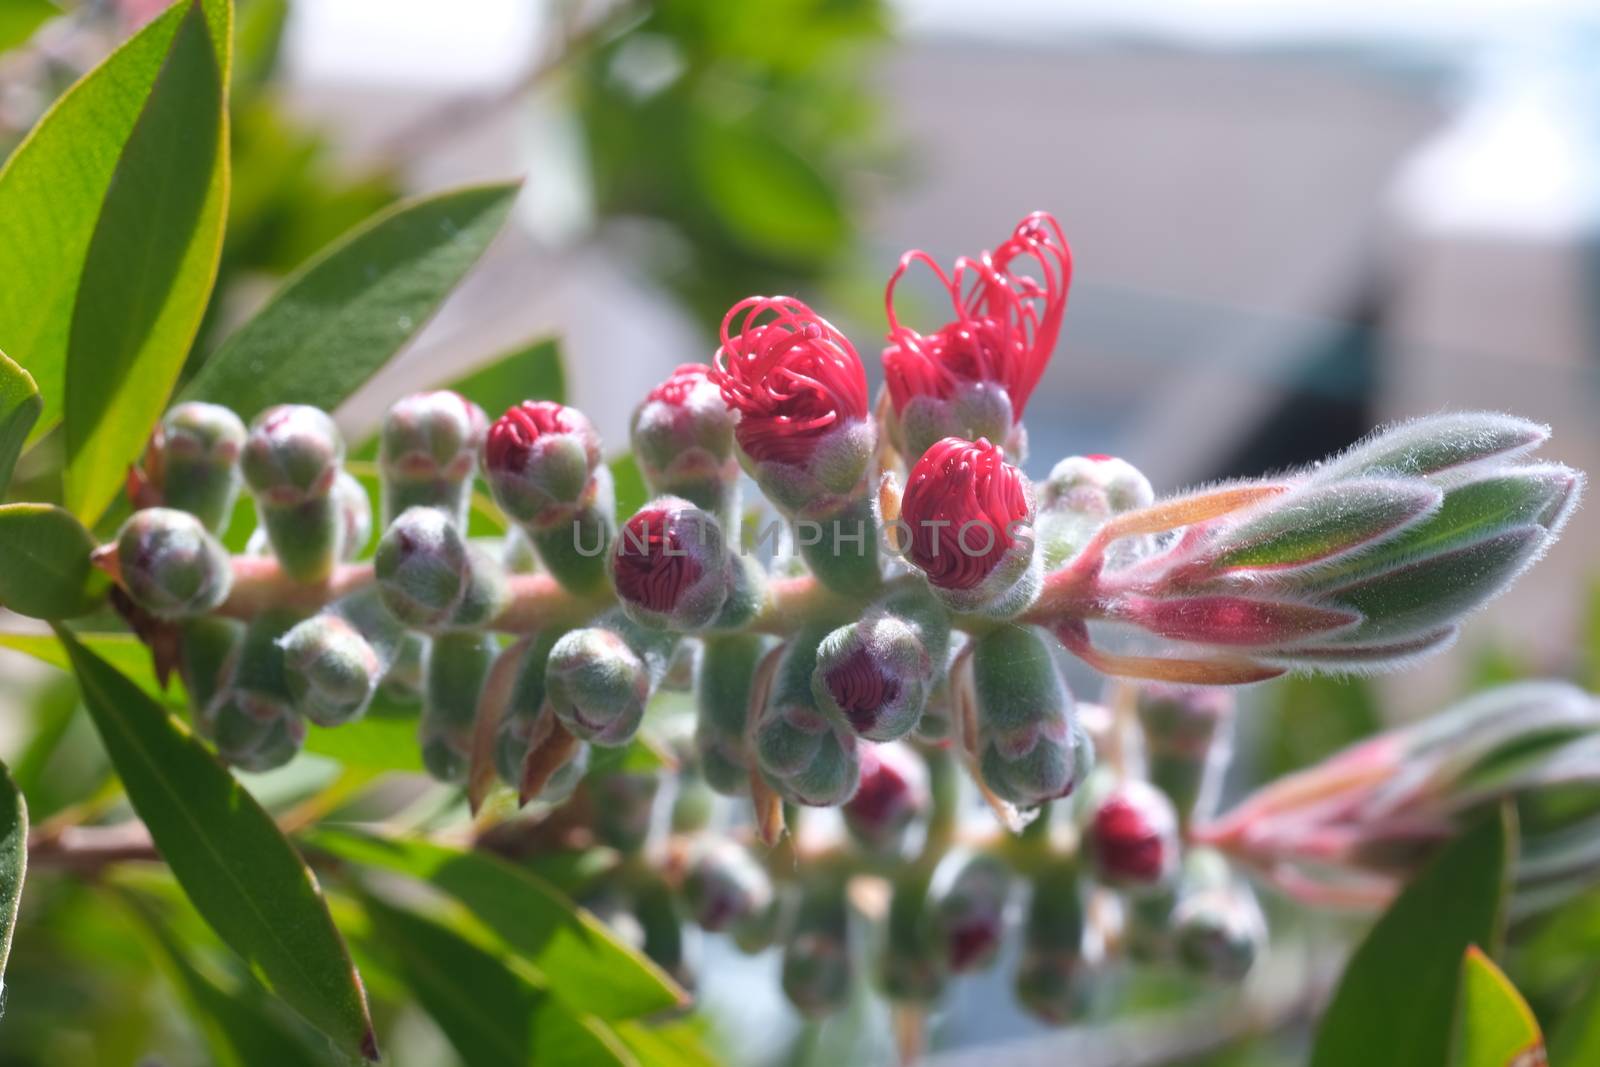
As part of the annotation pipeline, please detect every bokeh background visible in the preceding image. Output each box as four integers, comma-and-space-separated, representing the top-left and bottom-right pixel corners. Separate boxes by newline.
2, 1, 1597, 1064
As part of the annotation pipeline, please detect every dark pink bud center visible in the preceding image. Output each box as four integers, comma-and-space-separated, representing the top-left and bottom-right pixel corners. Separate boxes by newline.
613, 509, 704, 613
486, 401, 578, 474
825, 647, 901, 734
1092, 795, 1170, 883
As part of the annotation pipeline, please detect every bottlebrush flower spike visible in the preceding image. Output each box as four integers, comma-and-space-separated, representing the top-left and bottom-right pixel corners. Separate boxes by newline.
630, 363, 739, 516
711, 295, 873, 512
900, 437, 1039, 615
883, 211, 1071, 461
610, 498, 731, 632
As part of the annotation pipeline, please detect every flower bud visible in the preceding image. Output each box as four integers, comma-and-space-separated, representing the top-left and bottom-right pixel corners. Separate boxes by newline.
114, 507, 233, 619
842, 743, 929, 851
610, 499, 731, 631
880, 871, 945, 1003
241, 405, 346, 582
914, 678, 956, 744
1085, 780, 1181, 891
635, 876, 694, 992
630, 363, 739, 516
591, 771, 661, 853
682, 840, 774, 932
177, 616, 242, 714
971, 625, 1091, 808
546, 615, 675, 747
380, 632, 427, 702
333, 471, 373, 561
420, 631, 497, 783
900, 437, 1039, 616
782, 879, 853, 1018
812, 614, 935, 743
930, 851, 1012, 973
710, 296, 873, 517
1171, 853, 1265, 981
200, 611, 306, 772
152, 402, 246, 531
374, 507, 508, 632
482, 401, 601, 529
1135, 683, 1234, 828
1037, 453, 1154, 568
378, 390, 487, 524
755, 628, 862, 807
278, 614, 383, 727
1015, 952, 1090, 1025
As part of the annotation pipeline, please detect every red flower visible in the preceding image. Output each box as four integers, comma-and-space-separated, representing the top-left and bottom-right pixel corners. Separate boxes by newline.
612, 505, 706, 614
484, 401, 594, 476
883, 212, 1071, 421
711, 296, 869, 467
901, 437, 1032, 591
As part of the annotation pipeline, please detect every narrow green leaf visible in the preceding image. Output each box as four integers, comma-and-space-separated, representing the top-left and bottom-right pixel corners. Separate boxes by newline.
442, 335, 564, 416
0, 0, 58, 53
56, 629, 377, 1059
1451, 945, 1545, 1067
358, 890, 632, 1067
1551, 976, 1600, 1064
0, 351, 40, 495
305, 828, 684, 1020
1208, 479, 1439, 573
0, 503, 107, 618
1311, 807, 1516, 1067
180, 182, 519, 421
0, 630, 173, 704
1314, 413, 1547, 483
0, 758, 27, 999
0, 0, 230, 444
615, 1019, 721, 1067
63, 0, 229, 523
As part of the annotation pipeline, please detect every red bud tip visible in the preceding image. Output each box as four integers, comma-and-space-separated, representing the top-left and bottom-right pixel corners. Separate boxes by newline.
901, 437, 1032, 590
485, 401, 588, 474
612, 506, 706, 613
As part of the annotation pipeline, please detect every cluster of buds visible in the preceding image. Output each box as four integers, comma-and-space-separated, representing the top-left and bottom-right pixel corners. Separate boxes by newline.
91, 212, 1586, 1035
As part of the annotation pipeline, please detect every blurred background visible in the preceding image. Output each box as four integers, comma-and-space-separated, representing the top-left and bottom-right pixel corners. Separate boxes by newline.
2, 0, 1597, 1063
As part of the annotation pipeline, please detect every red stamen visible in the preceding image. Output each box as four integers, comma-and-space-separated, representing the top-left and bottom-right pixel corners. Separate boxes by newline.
485, 400, 579, 474
901, 437, 1032, 590
825, 647, 901, 734
612, 507, 705, 613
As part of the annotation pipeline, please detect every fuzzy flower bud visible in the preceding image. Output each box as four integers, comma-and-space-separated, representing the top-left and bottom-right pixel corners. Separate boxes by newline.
630, 363, 739, 516
241, 405, 346, 582
883, 212, 1071, 462
971, 625, 1091, 808
930, 851, 1012, 973
900, 437, 1039, 615
114, 507, 233, 619
610, 498, 731, 631
482, 401, 601, 529
379, 390, 487, 524
695, 634, 767, 796
879, 871, 945, 1003
1037, 453, 1154, 568
333, 471, 373, 560
200, 612, 306, 772
1172, 883, 1265, 982
1015, 860, 1088, 1025
546, 616, 675, 747
374, 507, 507, 632
782, 879, 852, 1018
710, 296, 873, 516
842, 743, 929, 851
812, 609, 939, 743
278, 614, 383, 727
1085, 780, 1181, 891
1135, 683, 1234, 827
755, 628, 862, 807
682, 840, 774, 932
151, 402, 246, 531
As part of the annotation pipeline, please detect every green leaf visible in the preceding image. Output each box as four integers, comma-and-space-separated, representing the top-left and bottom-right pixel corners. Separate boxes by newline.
179, 182, 519, 421
615, 1019, 721, 1067
305, 828, 684, 1020
1209, 480, 1439, 573
1451, 945, 1544, 1067
0, 0, 229, 445
690, 115, 847, 263
358, 890, 632, 1066
1311, 806, 1516, 1067
63, 0, 229, 523
0, 350, 40, 496
1551, 976, 1600, 1064
0, 758, 27, 999
0, 503, 107, 618
0, 630, 174, 704
611, 453, 648, 521
0, 0, 58, 53
1314, 413, 1547, 483
56, 629, 377, 1058
441, 335, 564, 416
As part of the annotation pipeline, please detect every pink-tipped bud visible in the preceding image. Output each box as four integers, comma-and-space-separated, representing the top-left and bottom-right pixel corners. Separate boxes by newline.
482, 401, 602, 529
240, 405, 344, 507
900, 437, 1038, 615
381, 391, 487, 485
610, 498, 730, 631
842, 743, 930, 851
930, 851, 1012, 973
1086, 780, 1181, 891
812, 615, 933, 742
1040, 454, 1154, 518
682, 840, 774, 933
630, 363, 738, 513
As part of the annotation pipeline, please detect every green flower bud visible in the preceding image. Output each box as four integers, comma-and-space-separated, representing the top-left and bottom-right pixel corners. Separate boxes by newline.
379, 390, 487, 525
971, 625, 1091, 808
930, 851, 1012, 973
200, 611, 305, 772
695, 634, 767, 795
1015, 951, 1090, 1026
546, 615, 675, 747
630, 363, 739, 517
1172, 881, 1265, 982
782, 879, 852, 1018
420, 631, 498, 783
333, 471, 372, 561
1037, 453, 1154, 568
176, 616, 243, 714
374, 507, 508, 632
1135, 683, 1235, 828
154, 402, 246, 531
682, 840, 774, 932
115, 508, 233, 619
634, 876, 694, 992
379, 632, 427, 702
278, 614, 383, 727
879, 870, 945, 1004
755, 628, 862, 807
241, 405, 345, 582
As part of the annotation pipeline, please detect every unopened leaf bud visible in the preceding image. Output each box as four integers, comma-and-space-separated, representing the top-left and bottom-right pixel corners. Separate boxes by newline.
152, 402, 246, 531
379, 390, 487, 525
755, 628, 862, 807
278, 614, 383, 727
930, 851, 1012, 973
482, 401, 602, 529
682, 840, 774, 932
114, 507, 233, 619
241, 405, 345, 582
782, 878, 853, 1018
842, 743, 929, 851
1085, 780, 1181, 891
610, 498, 731, 631
630, 363, 739, 516
374, 507, 508, 632
971, 625, 1091, 807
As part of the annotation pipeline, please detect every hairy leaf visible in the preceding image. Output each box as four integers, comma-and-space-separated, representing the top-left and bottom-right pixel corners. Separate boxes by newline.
58, 630, 377, 1058
179, 182, 518, 421
0, 503, 106, 618
63, 0, 229, 523
1206, 479, 1439, 573
1314, 413, 1547, 483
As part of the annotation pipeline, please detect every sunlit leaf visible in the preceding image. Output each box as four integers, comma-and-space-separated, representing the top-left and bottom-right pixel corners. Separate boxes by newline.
1451, 945, 1544, 1067
442, 335, 564, 416
0, 351, 40, 496
0, 0, 57, 53
0, 758, 27, 1000
0, 503, 107, 618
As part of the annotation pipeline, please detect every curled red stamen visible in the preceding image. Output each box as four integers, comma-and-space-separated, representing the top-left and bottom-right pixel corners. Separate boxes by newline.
710, 296, 869, 466
612, 507, 706, 613
486, 401, 581, 473
901, 437, 1032, 590
646, 363, 716, 408
884, 212, 1072, 420
824, 647, 901, 735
